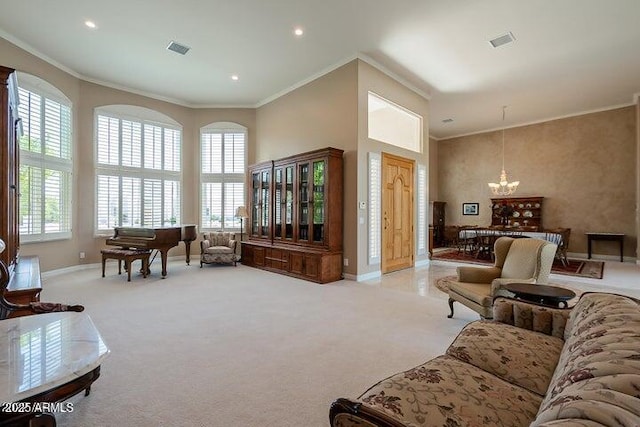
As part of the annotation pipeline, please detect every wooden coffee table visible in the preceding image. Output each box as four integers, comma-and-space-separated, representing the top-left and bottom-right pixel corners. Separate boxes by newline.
504, 283, 576, 308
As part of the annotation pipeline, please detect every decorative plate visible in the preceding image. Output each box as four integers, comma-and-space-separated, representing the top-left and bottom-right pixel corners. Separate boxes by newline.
534, 203, 540, 208
523, 210, 533, 218
513, 222, 520, 227
512, 211, 520, 218
518, 203, 524, 208
526, 203, 532, 208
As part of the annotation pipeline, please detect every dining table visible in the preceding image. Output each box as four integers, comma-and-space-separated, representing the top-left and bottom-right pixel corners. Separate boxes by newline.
458, 228, 562, 259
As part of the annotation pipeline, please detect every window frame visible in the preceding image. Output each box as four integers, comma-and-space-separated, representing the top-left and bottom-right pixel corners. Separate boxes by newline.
93, 107, 183, 236
200, 122, 247, 232
17, 75, 73, 243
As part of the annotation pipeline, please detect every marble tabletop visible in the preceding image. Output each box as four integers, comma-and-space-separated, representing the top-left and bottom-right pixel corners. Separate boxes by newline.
0, 312, 110, 402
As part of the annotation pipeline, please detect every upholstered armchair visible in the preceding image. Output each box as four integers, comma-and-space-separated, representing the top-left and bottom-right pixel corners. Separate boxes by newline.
200, 232, 239, 267
447, 237, 557, 319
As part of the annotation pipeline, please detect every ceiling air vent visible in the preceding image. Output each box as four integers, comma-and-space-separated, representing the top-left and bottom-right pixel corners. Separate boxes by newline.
442, 118, 454, 123
489, 32, 515, 48
166, 41, 191, 55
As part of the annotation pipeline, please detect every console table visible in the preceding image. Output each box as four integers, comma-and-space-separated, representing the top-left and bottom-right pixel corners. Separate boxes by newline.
0, 312, 110, 424
586, 232, 624, 262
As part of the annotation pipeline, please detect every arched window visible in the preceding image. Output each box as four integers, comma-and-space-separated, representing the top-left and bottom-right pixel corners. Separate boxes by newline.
200, 122, 247, 231
94, 105, 182, 233
16, 72, 73, 242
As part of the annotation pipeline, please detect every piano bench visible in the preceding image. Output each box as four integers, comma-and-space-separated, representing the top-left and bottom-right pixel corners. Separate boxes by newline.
101, 249, 152, 282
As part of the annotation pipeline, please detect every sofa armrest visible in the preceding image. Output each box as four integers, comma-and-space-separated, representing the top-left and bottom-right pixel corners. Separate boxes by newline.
329, 398, 408, 427
492, 297, 570, 339
200, 239, 210, 252
228, 239, 237, 250
456, 266, 501, 283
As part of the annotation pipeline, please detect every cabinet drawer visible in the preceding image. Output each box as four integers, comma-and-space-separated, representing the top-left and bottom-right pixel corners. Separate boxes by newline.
265, 248, 289, 271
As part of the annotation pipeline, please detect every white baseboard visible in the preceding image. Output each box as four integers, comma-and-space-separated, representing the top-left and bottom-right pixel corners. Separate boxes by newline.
41, 255, 187, 279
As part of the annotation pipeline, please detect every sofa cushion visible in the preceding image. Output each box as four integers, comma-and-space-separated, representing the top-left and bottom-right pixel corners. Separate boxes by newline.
446, 320, 564, 396
448, 282, 492, 306
533, 293, 640, 426
204, 246, 234, 255
357, 355, 543, 427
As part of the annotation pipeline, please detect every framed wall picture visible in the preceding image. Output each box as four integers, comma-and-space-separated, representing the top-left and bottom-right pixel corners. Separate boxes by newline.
462, 202, 479, 215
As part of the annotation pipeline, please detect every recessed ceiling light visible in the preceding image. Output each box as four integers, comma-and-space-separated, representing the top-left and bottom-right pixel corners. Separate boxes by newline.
231, 75, 239, 81
293, 27, 304, 37
85, 20, 97, 29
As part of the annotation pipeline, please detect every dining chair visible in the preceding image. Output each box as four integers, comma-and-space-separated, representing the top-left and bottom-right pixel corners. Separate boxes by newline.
474, 229, 497, 261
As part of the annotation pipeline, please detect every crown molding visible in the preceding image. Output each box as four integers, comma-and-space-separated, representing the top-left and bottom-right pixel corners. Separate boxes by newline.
439, 102, 636, 141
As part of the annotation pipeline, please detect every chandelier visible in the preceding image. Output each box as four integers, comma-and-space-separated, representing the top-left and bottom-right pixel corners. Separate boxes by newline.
488, 106, 519, 196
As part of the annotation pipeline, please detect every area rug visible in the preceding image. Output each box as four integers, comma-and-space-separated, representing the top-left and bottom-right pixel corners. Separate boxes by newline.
431, 249, 604, 279
435, 275, 583, 306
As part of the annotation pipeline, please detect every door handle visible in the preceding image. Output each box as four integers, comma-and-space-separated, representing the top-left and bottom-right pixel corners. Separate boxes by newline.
384, 213, 389, 230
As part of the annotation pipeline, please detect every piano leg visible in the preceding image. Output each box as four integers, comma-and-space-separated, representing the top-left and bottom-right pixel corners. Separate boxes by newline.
184, 241, 192, 266
160, 249, 169, 278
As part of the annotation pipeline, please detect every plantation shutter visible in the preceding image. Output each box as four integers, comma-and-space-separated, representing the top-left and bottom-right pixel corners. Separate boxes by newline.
17, 84, 72, 242
368, 152, 381, 264
95, 110, 182, 233
121, 120, 142, 168
417, 164, 427, 255
97, 116, 120, 165
143, 179, 162, 227
144, 125, 163, 170
97, 175, 120, 230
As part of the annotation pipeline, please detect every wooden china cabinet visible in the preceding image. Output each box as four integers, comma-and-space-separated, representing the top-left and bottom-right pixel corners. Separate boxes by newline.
1, 66, 21, 275
1, 66, 43, 308
242, 147, 343, 283
490, 196, 544, 231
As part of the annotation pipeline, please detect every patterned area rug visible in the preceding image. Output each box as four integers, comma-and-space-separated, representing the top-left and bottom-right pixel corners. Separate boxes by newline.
435, 275, 583, 306
431, 248, 604, 279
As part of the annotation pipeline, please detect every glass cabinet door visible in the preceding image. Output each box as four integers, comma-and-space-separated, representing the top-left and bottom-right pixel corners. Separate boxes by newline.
285, 166, 293, 239
298, 163, 309, 241
274, 168, 283, 239
251, 172, 260, 235
260, 170, 270, 237
312, 160, 325, 243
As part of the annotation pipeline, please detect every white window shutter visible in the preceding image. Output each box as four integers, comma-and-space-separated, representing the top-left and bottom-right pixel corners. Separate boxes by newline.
17, 84, 72, 242
95, 110, 182, 234
368, 152, 381, 265
417, 164, 427, 255
200, 126, 246, 231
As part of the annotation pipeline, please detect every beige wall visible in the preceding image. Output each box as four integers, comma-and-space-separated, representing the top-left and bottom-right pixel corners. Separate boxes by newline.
438, 106, 637, 259
356, 60, 430, 276
255, 61, 358, 274
428, 136, 439, 201
1, 36, 256, 271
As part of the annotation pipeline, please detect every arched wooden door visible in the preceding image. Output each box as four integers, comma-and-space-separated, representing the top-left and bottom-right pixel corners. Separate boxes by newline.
381, 153, 414, 273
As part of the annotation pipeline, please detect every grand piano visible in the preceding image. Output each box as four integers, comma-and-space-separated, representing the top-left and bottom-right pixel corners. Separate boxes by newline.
105, 225, 197, 278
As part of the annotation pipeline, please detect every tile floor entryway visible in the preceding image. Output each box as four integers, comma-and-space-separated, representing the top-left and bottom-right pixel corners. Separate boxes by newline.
363, 258, 640, 301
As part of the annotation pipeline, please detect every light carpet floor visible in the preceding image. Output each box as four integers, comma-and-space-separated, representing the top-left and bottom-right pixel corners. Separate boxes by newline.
42, 261, 475, 427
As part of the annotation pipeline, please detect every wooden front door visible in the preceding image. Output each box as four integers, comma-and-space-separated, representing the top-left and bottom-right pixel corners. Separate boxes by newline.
381, 153, 414, 273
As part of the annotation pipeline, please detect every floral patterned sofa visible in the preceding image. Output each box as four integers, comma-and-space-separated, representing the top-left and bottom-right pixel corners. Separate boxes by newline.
330, 292, 640, 426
